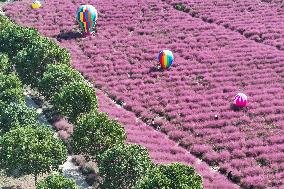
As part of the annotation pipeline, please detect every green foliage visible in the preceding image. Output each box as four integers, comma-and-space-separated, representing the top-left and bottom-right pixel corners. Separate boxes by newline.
134, 163, 203, 189
38, 64, 84, 100
174, 3, 186, 11
0, 72, 24, 104
0, 15, 9, 23
72, 112, 126, 160
99, 144, 153, 189
0, 101, 38, 135
52, 81, 98, 123
13, 38, 70, 88
0, 53, 13, 74
0, 15, 13, 33
0, 24, 40, 57
36, 173, 78, 189
0, 125, 67, 180
0, 19, 70, 88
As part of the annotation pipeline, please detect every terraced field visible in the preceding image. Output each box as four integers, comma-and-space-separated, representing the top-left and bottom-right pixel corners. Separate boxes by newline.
3, 0, 284, 188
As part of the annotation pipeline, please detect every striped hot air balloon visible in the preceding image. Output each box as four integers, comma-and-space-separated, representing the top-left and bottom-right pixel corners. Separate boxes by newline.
76, 5, 98, 36
234, 93, 248, 107
157, 50, 174, 69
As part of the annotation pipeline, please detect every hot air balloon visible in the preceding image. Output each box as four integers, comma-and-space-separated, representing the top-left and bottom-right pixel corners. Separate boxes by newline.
31, 0, 42, 9
157, 50, 174, 69
234, 93, 248, 107
76, 5, 98, 36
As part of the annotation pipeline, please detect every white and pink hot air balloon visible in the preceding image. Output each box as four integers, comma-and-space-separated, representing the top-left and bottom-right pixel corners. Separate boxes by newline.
234, 93, 248, 107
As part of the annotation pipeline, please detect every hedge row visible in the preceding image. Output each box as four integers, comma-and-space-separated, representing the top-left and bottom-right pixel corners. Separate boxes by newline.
0, 53, 35, 135
0, 53, 12, 74
0, 53, 69, 186
0, 15, 203, 189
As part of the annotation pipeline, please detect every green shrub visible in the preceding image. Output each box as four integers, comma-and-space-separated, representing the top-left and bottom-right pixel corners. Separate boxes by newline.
0, 72, 24, 104
134, 163, 203, 189
36, 174, 78, 189
0, 15, 9, 24
99, 144, 153, 189
72, 112, 126, 160
0, 15, 13, 32
52, 81, 98, 123
174, 3, 186, 11
38, 64, 84, 100
0, 24, 40, 57
13, 38, 70, 88
0, 53, 13, 74
0, 101, 38, 135
0, 125, 67, 185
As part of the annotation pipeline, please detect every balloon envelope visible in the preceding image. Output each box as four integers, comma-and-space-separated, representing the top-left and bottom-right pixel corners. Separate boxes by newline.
157, 50, 174, 69
76, 5, 98, 34
234, 93, 248, 107
31, 0, 41, 9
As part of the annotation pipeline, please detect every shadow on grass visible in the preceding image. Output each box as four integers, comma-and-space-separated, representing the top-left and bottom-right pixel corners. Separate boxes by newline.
148, 66, 164, 73
230, 103, 248, 112
55, 31, 84, 41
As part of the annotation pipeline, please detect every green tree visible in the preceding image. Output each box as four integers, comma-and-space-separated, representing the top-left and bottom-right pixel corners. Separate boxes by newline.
0, 101, 38, 135
13, 39, 70, 88
99, 144, 153, 189
72, 112, 126, 160
0, 15, 12, 31
0, 125, 67, 185
52, 81, 98, 123
0, 53, 13, 74
38, 64, 84, 100
0, 72, 24, 104
0, 24, 40, 57
134, 163, 203, 189
36, 173, 78, 189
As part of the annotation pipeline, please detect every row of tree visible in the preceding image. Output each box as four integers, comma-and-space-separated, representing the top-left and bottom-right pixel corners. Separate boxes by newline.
0, 14, 203, 188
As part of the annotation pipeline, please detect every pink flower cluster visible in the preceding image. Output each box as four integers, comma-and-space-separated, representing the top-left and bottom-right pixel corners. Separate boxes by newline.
166, 0, 284, 50
4, 0, 284, 188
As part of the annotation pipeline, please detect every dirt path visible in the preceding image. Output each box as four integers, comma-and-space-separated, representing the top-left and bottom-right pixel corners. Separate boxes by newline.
60, 156, 92, 189
25, 92, 91, 188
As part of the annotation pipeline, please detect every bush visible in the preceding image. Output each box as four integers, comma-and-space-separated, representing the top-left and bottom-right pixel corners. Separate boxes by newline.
0, 53, 13, 74
0, 125, 68, 185
99, 144, 153, 189
134, 163, 203, 189
0, 24, 40, 57
53, 118, 74, 134
38, 64, 84, 100
36, 174, 78, 189
13, 39, 70, 88
174, 3, 186, 11
52, 82, 98, 123
85, 173, 98, 186
0, 15, 12, 31
72, 155, 86, 167
81, 163, 96, 175
72, 112, 126, 160
0, 101, 38, 135
0, 72, 24, 104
